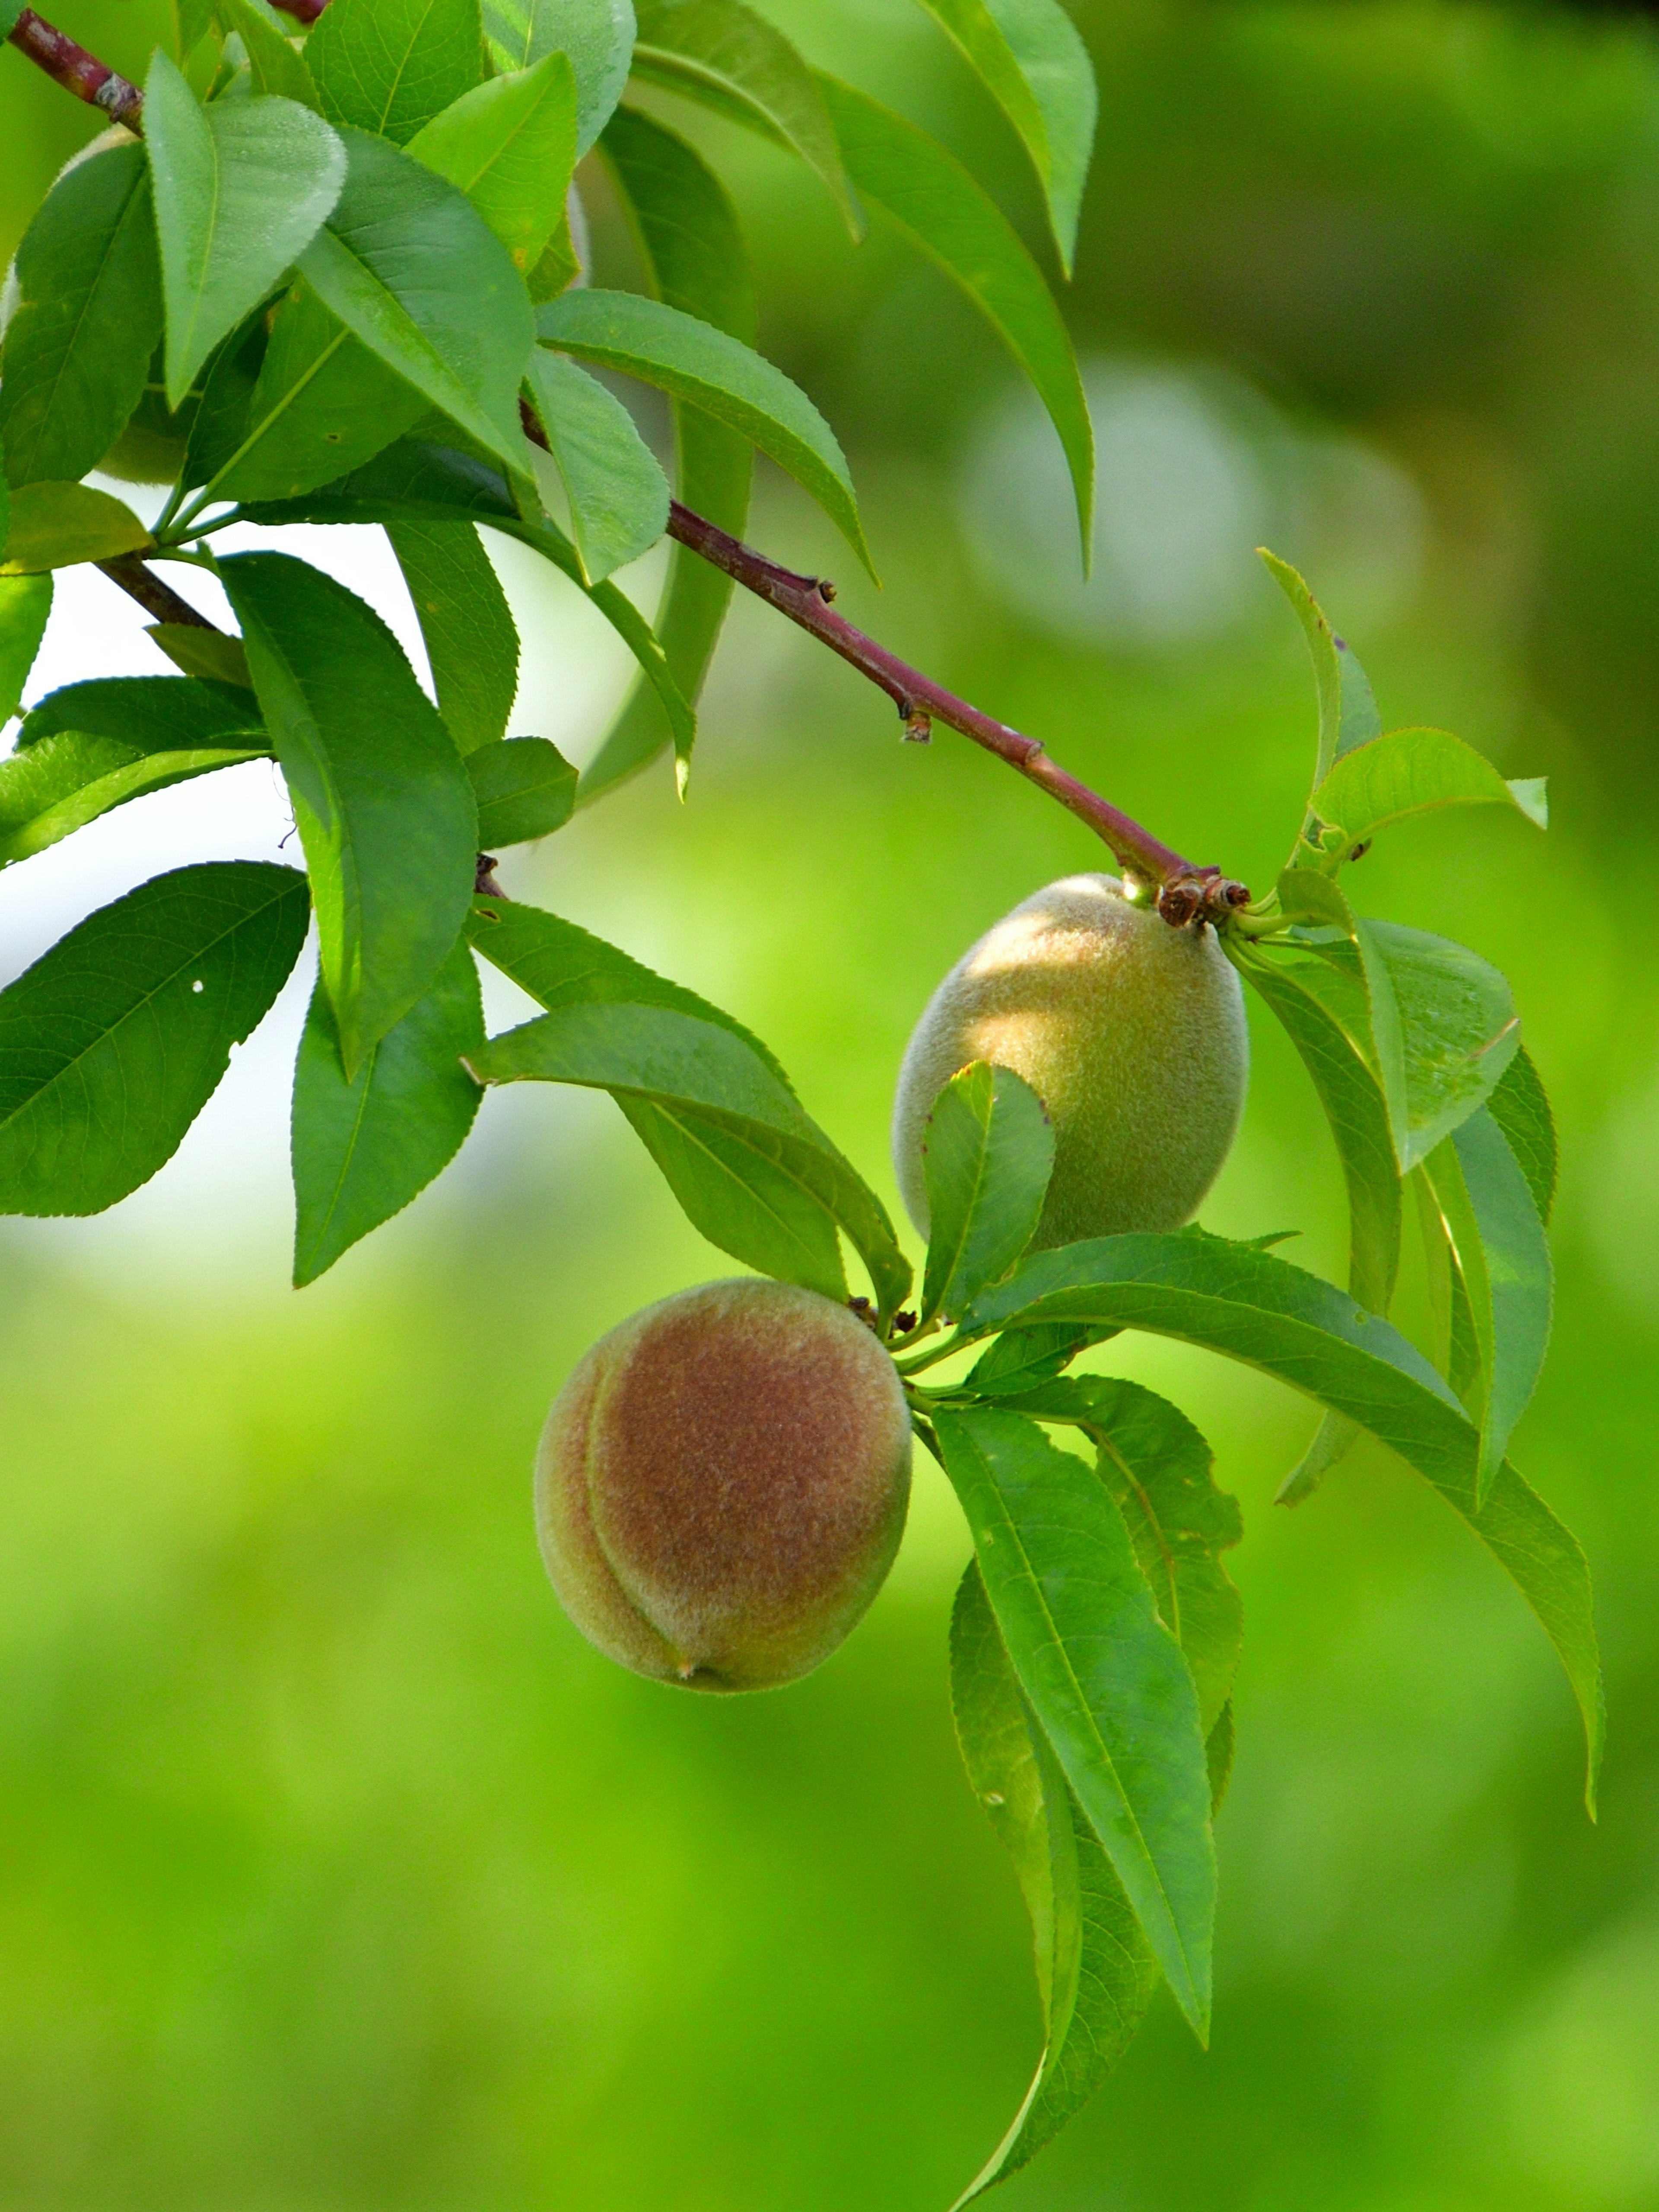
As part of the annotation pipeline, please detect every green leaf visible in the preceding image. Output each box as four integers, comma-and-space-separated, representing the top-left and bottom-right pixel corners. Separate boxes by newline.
480, 0, 634, 152
817, 74, 1093, 564
145, 56, 348, 407
907, 0, 1096, 275
537, 287, 872, 575
466, 737, 575, 843
1421, 1107, 1553, 1505
0, 731, 264, 866
296, 126, 535, 475
0, 575, 53, 726
631, 0, 861, 237
291, 935, 483, 1284
992, 1375, 1243, 1737
0, 143, 163, 489
220, 550, 478, 1076
955, 1230, 1602, 1806
178, 308, 272, 490
387, 519, 519, 754
146, 623, 254, 688
1359, 918, 1520, 1173
931, 1403, 1215, 2037
1487, 1044, 1557, 1226
406, 54, 578, 273
920, 1061, 1053, 1327
965, 1320, 1112, 1396
18, 672, 264, 751
462, 965, 911, 1313
948, 1559, 1157, 2204
1303, 725, 1548, 873
582, 105, 754, 800
0, 482, 149, 573
524, 349, 669, 584
0, 862, 308, 1215
1261, 550, 1381, 794
207, 279, 429, 505
305, 0, 486, 144
216, 0, 318, 102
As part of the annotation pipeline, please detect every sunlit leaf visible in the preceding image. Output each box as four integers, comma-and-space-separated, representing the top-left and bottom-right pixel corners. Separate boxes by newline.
481, 0, 634, 152
1261, 550, 1380, 796
0, 143, 162, 489
920, 1061, 1053, 1326
1303, 725, 1548, 873
1487, 1044, 1557, 1226
1359, 918, 1520, 1172
291, 935, 484, 1285
0, 862, 308, 1215
0, 482, 149, 573
388, 519, 519, 754
406, 54, 578, 273
0, 575, 53, 725
931, 1402, 1215, 2037
221, 550, 478, 1077
145, 56, 347, 406
0, 730, 264, 867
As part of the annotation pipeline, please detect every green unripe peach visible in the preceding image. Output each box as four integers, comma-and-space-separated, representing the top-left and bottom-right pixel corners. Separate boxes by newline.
893, 873, 1248, 1250
536, 1278, 912, 1692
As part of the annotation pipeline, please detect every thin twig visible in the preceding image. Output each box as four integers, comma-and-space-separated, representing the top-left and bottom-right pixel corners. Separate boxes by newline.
6, 9, 143, 127
97, 554, 214, 629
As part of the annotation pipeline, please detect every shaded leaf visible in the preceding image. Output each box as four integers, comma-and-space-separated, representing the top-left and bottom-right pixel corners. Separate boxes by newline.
1261, 549, 1380, 796
0, 142, 162, 489
297, 126, 534, 474
538, 287, 871, 574
388, 519, 519, 754
305, 0, 486, 144
216, 0, 317, 102
0, 730, 263, 866
524, 349, 669, 584
583, 104, 754, 799
178, 308, 272, 490
920, 1060, 1053, 1326
956, 1229, 1602, 1806
965, 1321, 1114, 1396
631, 0, 860, 235
145, 56, 347, 406
146, 624, 253, 687
948, 1559, 1157, 2204
466, 736, 575, 843
406, 53, 578, 272
481, 0, 634, 152
291, 935, 483, 1284
908, 0, 1096, 274
0, 862, 308, 1215
1, 482, 149, 573
0, 575, 53, 726
1487, 1043, 1557, 1226
818, 74, 1093, 562
931, 1402, 1215, 2037
220, 550, 477, 1076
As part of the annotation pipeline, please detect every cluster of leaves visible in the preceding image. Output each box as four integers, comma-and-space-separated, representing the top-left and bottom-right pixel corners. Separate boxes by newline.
884, 564, 1591, 2202
0, 0, 1097, 1272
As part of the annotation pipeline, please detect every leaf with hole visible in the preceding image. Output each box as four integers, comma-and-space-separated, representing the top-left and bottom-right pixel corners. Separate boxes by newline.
220, 550, 477, 1078
524, 349, 669, 584
291, 934, 484, 1284
144, 56, 347, 406
0, 861, 308, 1215
908, 0, 1096, 274
948, 1558, 1157, 2204
538, 288, 871, 574
0, 142, 162, 489
930, 1402, 1215, 2037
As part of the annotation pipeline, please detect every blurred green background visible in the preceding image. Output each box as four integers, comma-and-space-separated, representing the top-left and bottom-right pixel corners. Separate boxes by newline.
6, 0, 1659, 2203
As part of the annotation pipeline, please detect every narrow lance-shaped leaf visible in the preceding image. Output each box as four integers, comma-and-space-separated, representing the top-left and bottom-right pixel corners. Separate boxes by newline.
524, 349, 670, 585
537, 288, 874, 577
305, 0, 486, 145
291, 935, 485, 1285
0, 862, 308, 1216
584, 104, 755, 800
920, 1060, 1053, 1326
215, 0, 318, 102
1421, 1105, 1553, 1507
405, 54, 578, 274
1359, 917, 1520, 1171
1303, 725, 1548, 875
0, 483, 149, 574
18, 672, 266, 753
178, 311, 272, 491
0, 143, 163, 489
220, 551, 478, 1078
388, 519, 519, 754
1487, 1044, 1557, 1225
953, 1229, 1602, 1807
630, 0, 861, 236
948, 1560, 1157, 2205
907, 0, 1097, 275
144, 56, 348, 406
481, 0, 635, 152
0, 576, 53, 726
1260, 549, 1380, 815
297, 127, 535, 476
930, 1402, 1216, 2037
0, 731, 265, 867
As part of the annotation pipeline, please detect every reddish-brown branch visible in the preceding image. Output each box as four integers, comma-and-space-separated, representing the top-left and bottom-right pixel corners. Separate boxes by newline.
6, 8, 143, 127
97, 555, 213, 629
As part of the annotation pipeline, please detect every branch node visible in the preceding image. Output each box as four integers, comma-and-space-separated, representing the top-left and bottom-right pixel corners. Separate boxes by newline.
900, 705, 932, 744
815, 578, 837, 603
